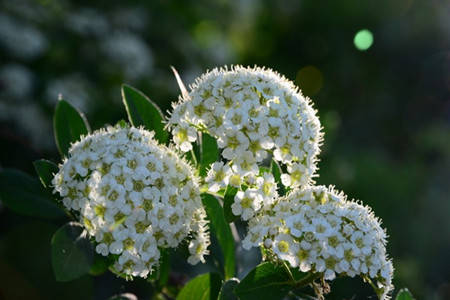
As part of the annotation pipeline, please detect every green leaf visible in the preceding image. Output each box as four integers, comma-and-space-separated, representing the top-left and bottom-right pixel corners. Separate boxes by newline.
33, 159, 59, 189
395, 288, 415, 300
176, 272, 222, 300
218, 278, 239, 300
54, 99, 90, 157
89, 253, 109, 276
51, 222, 94, 282
233, 262, 292, 300
121, 84, 168, 144
115, 119, 128, 128
0, 168, 63, 219
259, 166, 270, 174
159, 249, 171, 287
149, 249, 171, 287
271, 159, 286, 196
223, 186, 239, 224
175, 239, 190, 261
199, 132, 219, 176
202, 194, 235, 279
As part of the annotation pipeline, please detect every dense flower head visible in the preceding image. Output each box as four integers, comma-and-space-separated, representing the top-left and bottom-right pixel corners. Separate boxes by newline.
243, 186, 394, 299
168, 65, 323, 219
52, 125, 209, 278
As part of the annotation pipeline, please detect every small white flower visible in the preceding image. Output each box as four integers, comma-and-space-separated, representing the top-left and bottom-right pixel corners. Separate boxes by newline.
172, 124, 197, 152
272, 233, 300, 268
255, 173, 278, 204
231, 189, 262, 220
205, 162, 231, 192
220, 130, 250, 160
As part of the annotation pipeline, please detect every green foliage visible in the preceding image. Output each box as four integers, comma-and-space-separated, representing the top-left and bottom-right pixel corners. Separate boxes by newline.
0, 168, 63, 219
147, 249, 171, 289
222, 186, 239, 224
199, 132, 219, 176
271, 159, 286, 196
89, 253, 109, 276
395, 288, 415, 300
157, 250, 171, 288
121, 84, 168, 144
218, 278, 239, 300
33, 159, 59, 190
54, 99, 91, 157
202, 194, 235, 279
176, 272, 222, 300
51, 222, 94, 282
233, 262, 292, 300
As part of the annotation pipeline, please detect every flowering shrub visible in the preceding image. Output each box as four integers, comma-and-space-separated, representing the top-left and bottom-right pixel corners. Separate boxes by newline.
0, 66, 413, 300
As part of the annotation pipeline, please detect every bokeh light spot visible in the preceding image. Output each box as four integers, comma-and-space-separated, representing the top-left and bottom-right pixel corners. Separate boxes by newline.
296, 65, 323, 96
354, 29, 374, 51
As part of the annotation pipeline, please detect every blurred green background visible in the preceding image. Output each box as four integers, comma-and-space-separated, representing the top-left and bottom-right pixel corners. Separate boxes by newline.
0, 0, 449, 299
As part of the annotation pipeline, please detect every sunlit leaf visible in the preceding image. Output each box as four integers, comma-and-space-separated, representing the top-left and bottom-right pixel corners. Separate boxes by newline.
51, 222, 94, 282
115, 119, 128, 128
395, 288, 415, 300
202, 194, 235, 279
121, 84, 168, 144
199, 132, 219, 177
218, 278, 239, 300
223, 186, 239, 224
259, 166, 270, 174
233, 262, 292, 300
54, 99, 90, 157
271, 159, 286, 196
0, 168, 63, 219
33, 159, 59, 189
176, 272, 222, 300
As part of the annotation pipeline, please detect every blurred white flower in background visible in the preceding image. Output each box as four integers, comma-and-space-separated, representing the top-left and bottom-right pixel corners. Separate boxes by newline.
101, 31, 154, 81
111, 7, 149, 32
0, 64, 35, 101
0, 63, 53, 150
66, 8, 109, 37
45, 73, 93, 113
0, 13, 48, 61
0, 102, 53, 150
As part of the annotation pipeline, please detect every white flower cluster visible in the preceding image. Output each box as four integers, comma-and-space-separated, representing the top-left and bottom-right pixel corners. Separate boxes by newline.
52, 125, 210, 278
243, 186, 394, 299
168, 66, 323, 220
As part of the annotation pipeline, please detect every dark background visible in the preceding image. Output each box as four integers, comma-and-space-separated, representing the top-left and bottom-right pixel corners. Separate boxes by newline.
0, 0, 449, 299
